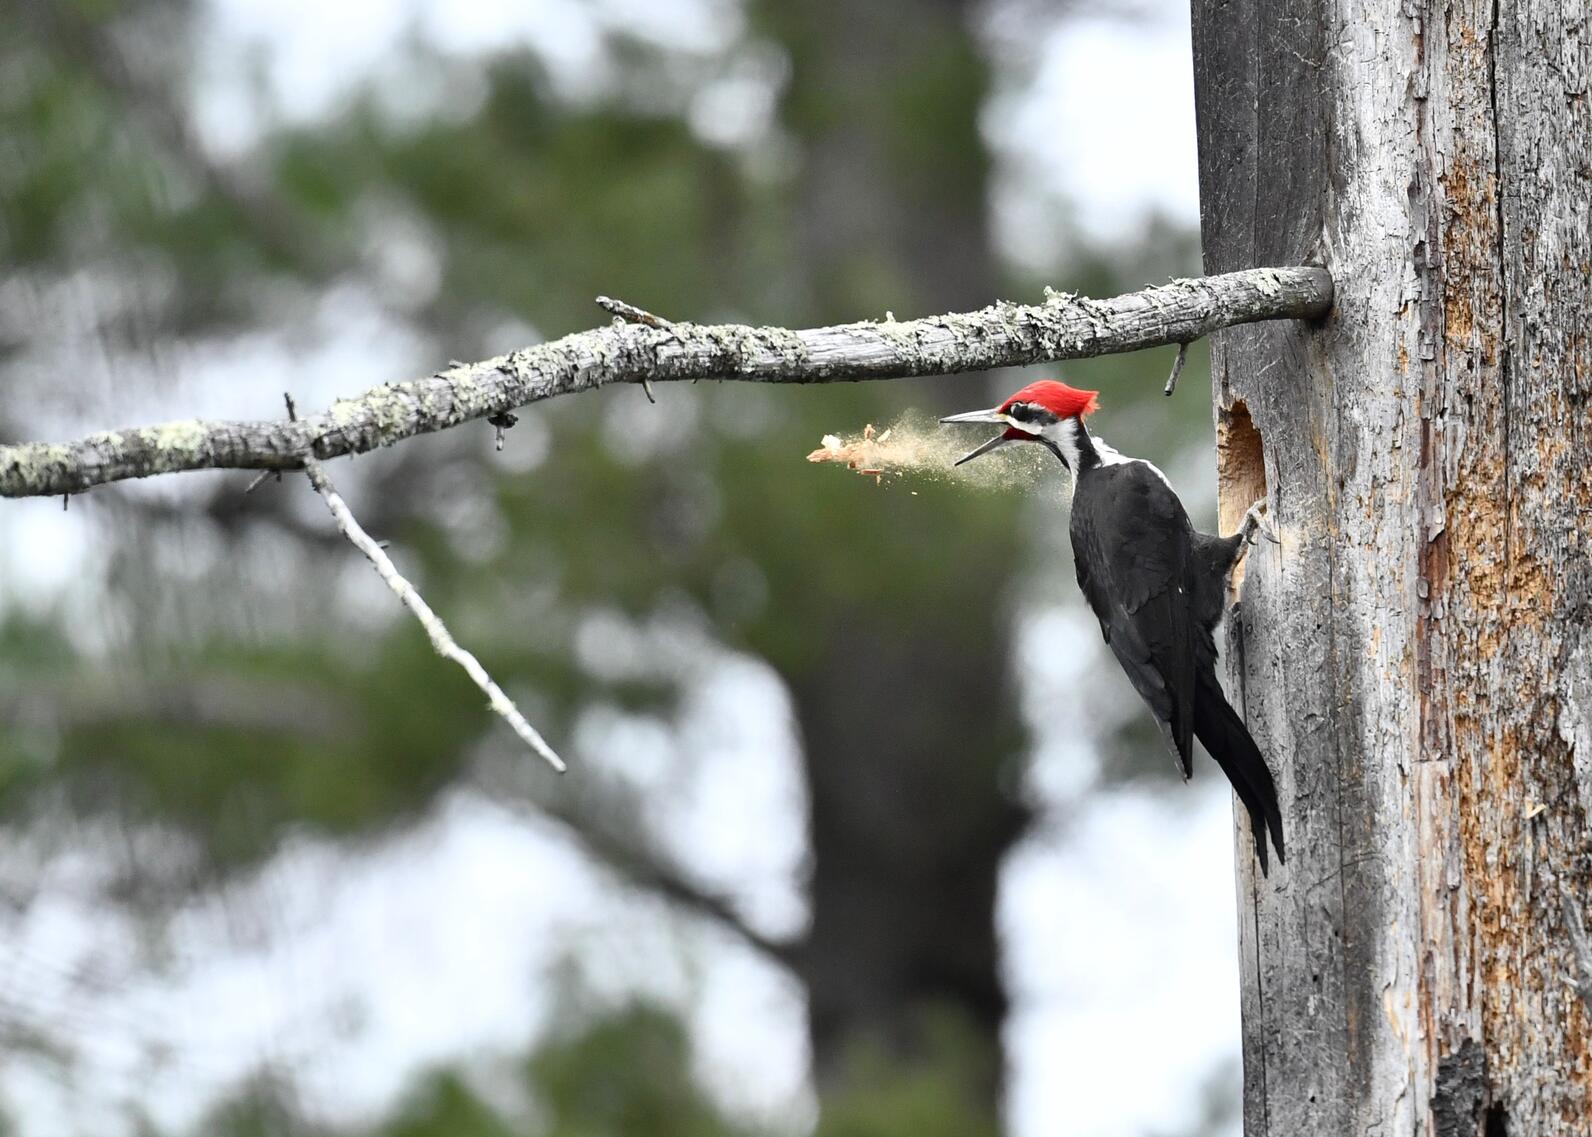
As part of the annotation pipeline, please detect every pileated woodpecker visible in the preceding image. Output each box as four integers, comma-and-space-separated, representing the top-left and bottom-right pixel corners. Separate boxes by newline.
941, 380, 1285, 871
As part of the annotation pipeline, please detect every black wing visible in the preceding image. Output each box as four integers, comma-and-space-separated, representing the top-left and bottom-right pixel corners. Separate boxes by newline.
1071, 463, 1198, 778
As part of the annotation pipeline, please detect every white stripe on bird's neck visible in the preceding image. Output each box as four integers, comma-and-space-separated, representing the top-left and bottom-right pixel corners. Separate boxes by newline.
1053, 418, 1173, 489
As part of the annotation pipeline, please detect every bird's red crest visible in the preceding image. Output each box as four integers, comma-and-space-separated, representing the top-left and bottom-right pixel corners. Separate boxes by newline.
998, 380, 1099, 419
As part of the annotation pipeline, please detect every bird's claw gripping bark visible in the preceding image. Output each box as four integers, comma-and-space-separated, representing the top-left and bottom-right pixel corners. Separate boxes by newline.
1240, 497, 1280, 546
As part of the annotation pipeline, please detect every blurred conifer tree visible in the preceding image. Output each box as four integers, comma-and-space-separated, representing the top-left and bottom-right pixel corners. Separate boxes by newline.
0, 0, 1215, 1132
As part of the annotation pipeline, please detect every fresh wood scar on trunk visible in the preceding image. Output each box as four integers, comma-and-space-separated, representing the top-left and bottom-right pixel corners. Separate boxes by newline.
1217, 399, 1267, 597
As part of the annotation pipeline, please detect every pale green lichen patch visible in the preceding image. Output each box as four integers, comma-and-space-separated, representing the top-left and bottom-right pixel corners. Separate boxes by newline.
376, 389, 423, 437
450, 369, 499, 411
327, 398, 367, 430
325, 386, 420, 448
752, 326, 811, 368
417, 384, 448, 421
871, 317, 927, 353
1, 441, 84, 495
2, 442, 71, 473
146, 419, 209, 456
934, 309, 992, 343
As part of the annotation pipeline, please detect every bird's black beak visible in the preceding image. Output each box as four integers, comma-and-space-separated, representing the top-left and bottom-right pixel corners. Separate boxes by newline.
940, 407, 1016, 466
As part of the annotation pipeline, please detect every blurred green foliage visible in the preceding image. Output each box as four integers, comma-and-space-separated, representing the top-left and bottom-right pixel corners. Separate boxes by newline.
2, 0, 1045, 876
0, 0, 1218, 1132
186, 998, 1018, 1137
813, 1008, 1000, 1137
0, 0, 1207, 868
187, 1001, 756, 1137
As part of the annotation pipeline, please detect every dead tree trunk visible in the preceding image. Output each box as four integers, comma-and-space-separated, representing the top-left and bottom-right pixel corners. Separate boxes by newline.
1193, 2, 1592, 1134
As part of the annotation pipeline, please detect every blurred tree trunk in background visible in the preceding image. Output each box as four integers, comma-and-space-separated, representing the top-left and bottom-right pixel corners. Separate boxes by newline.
754, 0, 1027, 1125
1, 0, 1046, 1129
1193, 2, 1592, 1134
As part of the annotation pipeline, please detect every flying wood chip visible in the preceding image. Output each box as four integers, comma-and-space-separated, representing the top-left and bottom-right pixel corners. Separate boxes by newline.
806, 424, 892, 480
803, 411, 1046, 491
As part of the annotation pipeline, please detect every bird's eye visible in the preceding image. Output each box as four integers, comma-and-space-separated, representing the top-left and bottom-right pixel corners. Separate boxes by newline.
1007, 402, 1032, 421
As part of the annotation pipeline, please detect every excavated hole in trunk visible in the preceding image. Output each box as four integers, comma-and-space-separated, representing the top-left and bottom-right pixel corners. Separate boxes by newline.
1217, 398, 1267, 597
1485, 1103, 1508, 1137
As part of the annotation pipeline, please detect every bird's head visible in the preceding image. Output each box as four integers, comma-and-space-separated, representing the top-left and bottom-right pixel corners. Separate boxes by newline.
939, 380, 1100, 466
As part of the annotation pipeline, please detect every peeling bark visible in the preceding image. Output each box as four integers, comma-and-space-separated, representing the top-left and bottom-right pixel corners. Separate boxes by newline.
0, 268, 1330, 498
1194, 1, 1592, 1133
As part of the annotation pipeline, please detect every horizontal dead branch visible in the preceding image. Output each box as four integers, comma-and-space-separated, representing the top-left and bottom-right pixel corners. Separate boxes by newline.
0, 266, 1332, 498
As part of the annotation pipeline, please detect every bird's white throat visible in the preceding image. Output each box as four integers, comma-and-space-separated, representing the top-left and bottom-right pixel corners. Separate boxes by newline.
1052, 418, 1173, 489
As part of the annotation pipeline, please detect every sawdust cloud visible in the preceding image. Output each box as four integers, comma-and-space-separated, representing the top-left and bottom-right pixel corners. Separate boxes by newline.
805, 408, 1056, 492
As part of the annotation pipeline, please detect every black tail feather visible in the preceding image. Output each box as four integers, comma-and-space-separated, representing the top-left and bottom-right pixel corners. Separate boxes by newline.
1193, 670, 1285, 873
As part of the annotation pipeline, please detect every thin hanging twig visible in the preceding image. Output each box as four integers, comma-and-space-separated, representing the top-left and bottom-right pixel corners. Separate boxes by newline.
1163, 341, 1190, 396
301, 455, 566, 773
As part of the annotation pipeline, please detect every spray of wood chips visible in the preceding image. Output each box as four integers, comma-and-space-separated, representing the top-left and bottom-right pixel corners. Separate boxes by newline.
805, 409, 1052, 491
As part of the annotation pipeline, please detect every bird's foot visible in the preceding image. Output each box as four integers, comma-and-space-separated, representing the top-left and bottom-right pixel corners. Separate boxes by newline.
1239, 497, 1280, 546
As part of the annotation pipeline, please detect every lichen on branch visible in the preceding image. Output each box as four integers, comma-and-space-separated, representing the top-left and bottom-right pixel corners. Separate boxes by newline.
0, 266, 1332, 498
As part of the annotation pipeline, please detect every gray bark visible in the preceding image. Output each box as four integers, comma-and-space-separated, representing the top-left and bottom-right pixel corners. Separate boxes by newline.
1194, 2, 1592, 1134
0, 268, 1330, 498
